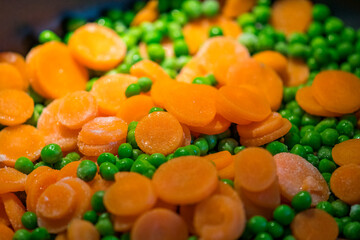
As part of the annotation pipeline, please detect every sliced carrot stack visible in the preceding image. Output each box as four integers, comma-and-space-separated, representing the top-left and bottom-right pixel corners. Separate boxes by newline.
0, 125, 45, 167
57, 161, 81, 180
69, 23, 126, 71
152, 156, 218, 204
135, 112, 184, 155
188, 114, 231, 135
0, 52, 28, 89
90, 74, 137, 115
25, 166, 53, 193
311, 70, 360, 114
130, 59, 172, 83
332, 139, 360, 166
222, 0, 256, 18
1, 193, 25, 230
0, 63, 25, 91
274, 153, 330, 205
116, 95, 155, 123
0, 168, 27, 194
284, 58, 309, 86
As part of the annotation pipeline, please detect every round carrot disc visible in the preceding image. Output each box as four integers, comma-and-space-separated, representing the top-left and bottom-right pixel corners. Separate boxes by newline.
312, 70, 360, 114
285, 58, 309, 87
130, 59, 172, 83
0, 125, 45, 167
77, 140, 121, 156
234, 147, 277, 192
0, 167, 27, 194
330, 164, 360, 205
135, 112, 184, 155
152, 156, 218, 204
69, 23, 126, 71
332, 139, 360, 166
104, 172, 157, 216
253, 50, 288, 80
0, 63, 25, 90
274, 153, 330, 205
67, 219, 100, 240
0, 52, 28, 89
291, 209, 339, 240
116, 95, 155, 123
131, 208, 188, 240
188, 114, 231, 135
0, 89, 34, 126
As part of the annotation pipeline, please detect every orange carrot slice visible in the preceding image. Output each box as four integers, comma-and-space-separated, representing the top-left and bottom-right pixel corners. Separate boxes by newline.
226, 58, 283, 111
0, 63, 25, 90
0, 89, 34, 126
274, 153, 330, 205
183, 19, 210, 55
57, 161, 81, 180
112, 214, 139, 232
181, 124, 192, 147
296, 86, 340, 117
330, 164, 360, 205
216, 85, 271, 123
152, 156, 218, 204
135, 111, 184, 155
291, 209, 339, 240
131, 0, 159, 26
0, 168, 27, 194
150, 78, 181, 108
58, 91, 98, 129
284, 58, 309, 86
240, 118, 292, 147
78, 116, 128, 145
0, 198, 10, 227
0, 52, 28, 89
131, 208, 188, 240
37, 99, 79, 152
253, 51, 288, 80
270, 0, 313, 36
25, 166, 52, 193
104, 172, 157, 216
77, 140, 121, 157
153, 199, 177, 212
179, 204, 196, 234
215, 16, 242, 39
204, 151, 233, 171
89, 175, 113, 194
218, 161, 236, 180
188, 114, 231, 135
67, 219, 100, 240
234, 147, 276, 192
35, 41, 88, 99
1, 193, 25, 230
214, 181, 241, 201
222, 0, 256, 18
312, 70, 360, 114
194, 195, 246, 240
0, 223, 14, 239
130, 59, 172, 83
69, 23, 126, 71
116, 95, 155, 123
236, 112, 283, 139
332, 139, 360, 166
0, 125, 45, 167
90, 74, 137, 115
176, 57, 206, 83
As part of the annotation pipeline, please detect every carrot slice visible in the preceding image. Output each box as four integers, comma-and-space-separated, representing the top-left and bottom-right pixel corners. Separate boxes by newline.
131, 208, 188, 240
35, 41, 88, 99
183, 19, 210, 55
67, 219, 100, 240
78, 116, 128, 145
216, 85, 271, 123
179, 204, 196, 234
116, 95, 155, 123
57, 161, 81, 180
0, 89, 34, 126
196, 37, 250, 85
215, 16, 242, 39
78, 140, 121, 157
284, 58, 309, 86
234, 147, 276, 192
150, 78, 181, 108
0, 63, 24, 90
104, 172, 157, 216
37, 99, 79, 152
176, 57, 206, 83
274, 153, 330, 205
214, 181, 241, 201
164, 84, 217, 127
330, 164, 360, 205
1, 193, 25, 230
58, 91, 98, 129
135, 112, 183, 155
25, 166, 53, 193
36, 182, 77, 220
0, 125, 45, 167
236, 112, 283, 139
0, 198, 10, 227
69, 23, 126, 71
0, 52, 28, 89
194, 195, 246, 240
54, 233, 68, 240
253, 51, 288, 80
218, 161, 236, 180
130, 59, 172, 83
0, 223, 14, 240
240, 118, 292, 147
270, 0, 313, 36
152, 156, 218, 204
332, 139, 360, 166
312, 70, 360, 114
204, 151, 233, 171
90, 74, 137, 115
181, 124, 192, 147
291, 209, 338, 240
296, 86, 340, 117
131, 0, 159, 26
0, 168, 27, 194
112, 214, 139, 232
153, 199, 177, 212
222, 0, 256, 18
226, 58, 283, 111
188, 114, 231, 135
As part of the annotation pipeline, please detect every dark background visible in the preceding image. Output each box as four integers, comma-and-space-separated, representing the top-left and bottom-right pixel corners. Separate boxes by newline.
0, 0, 359, 54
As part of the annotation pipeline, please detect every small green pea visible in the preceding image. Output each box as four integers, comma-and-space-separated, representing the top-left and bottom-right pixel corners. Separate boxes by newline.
38, 30, 61, 43
147, 44, 166, 62
254, 232, 273, 240
307, 22, 324, 38
21, 212, 38, 230
336, 120, 354, 137
343, 222, 360, 240
97, 153, 116, 166
41, 143, 62, 164
181, 0, 202, 20
316, 201, 334, 216
238, 33, 259, 53
317, 146, 333, 160
91, 191, 106, 213
95, 17, 113, 28
209, 26, 223, 37
325, 17, 344, 34
115, 157, 134, 172
267, 221, 283, 238
237, 13, 256, 27
15, 157, 34, 174
192, 76, 212, 85
349, 204, 360, 222
170, 10, 188, 26
174, 39, 189, 57
248, 216, 268, 234
125, 83, 141, 98
312, 4, 330, 21
148, 153, 167, 168
332, 199, 350, 218
201, 134, 217, 150
306, 154, 319, 167
220, 179, 234, 188
253, 5, 271, 24
77, 160, 97, 182
130, 159, 156, 177
99, 162, 119, 181
201, 0, 219, 17
143, 31, 162, 44
273, 205, 295, 226
266, 141, 288, 155
149, 107, 165, 114
13, 229, 31, 240
291, 191, 312, 211
290, 144, 308, 159
218, 138, 238, 154
30, 227, 50, 240
315, 118, 337, 133
96, 218, 115, 236
83, 210, 98, 224
284, 132, 301, 149
127, 128, 139, 149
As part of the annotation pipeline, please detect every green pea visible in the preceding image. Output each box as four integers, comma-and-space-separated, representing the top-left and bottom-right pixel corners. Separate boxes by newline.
201, 0, 219, 17
340, 62, 352, 72
171, 10, 188, 26
147, 44, 166, 62
164, 68, 177, 79
218, 138, 238, 154
14, 157, 34, 175
96, 17, 113, 28
349, 204, 360, 222
338, 135, 350, 143
96, 218, 115, 236
161, 57, 178, 70
317, 146, 333, 160
176, 55, 192, 69
166, 153, 175, 161
143, 31, 162, 45
97, 153, 116, 166
253, 6, 271, 24
313, 47, 331, 65
201, 134, 217, 150
174, 39, 189, 57
348, 53, 360, 68
248, 216, 268, 234
327, 33, 340, 47
66, 18, 86, 32
341, 27, 356, 42
192, 76, 212, 85
131, 149, 142, 159
325, 17, 344, 34
337, 42, 354, 60
174, 147, 192, 157
284, 132, 300, 149
102, 236, 120, 240
148, 153, 167, 168
274, 42, 288, 56
77, 160, 97, 182
288, 43, 308, 59
216, 129, 231, 140
332, 199, 350, 218
307, 22, 323, 38
30, 227, 50, 240
181, 0, 202, 20
237, 13, 256, 27
91, 191, 106, 213
312, 4, 330, 21
301, 113, 321, 126
53, 157, 72, 170
130, 159, 156, 177
238, 33, 259, 53
41, 143, 62, 164
220, 179, 234, 188
99, 162, 119, 181
316, 201, 334, 216
257, 34, 275, 52
300, 130, 322, 151
185, 145, 201, 156
34, 161, 51, 169
127, 128, 139, 149
115, 157, 134, 172
344, 222, 360, 240
306, 154, 319, 167
266, 141, 288, 155
154, 20, 168, 35
83, 210, 98, 224
289, 33, 308, 44
38, 30, 61, 43
140, 22, 155, 33
334, 217, 344, 234
149, 107, 165, 114
283, 236, 296, 240
123, 11, 135, 26
205, 74, 218, 86
273, 205, 295, 226
287, 115, 301, 127
234, 146, 246, 154
254, 232, 273, 240
265, 221, 283, 238
128, 122, 138, 132
106, 9, 123, 21
320, 128, 339, 146
13, 229, 31, 240
66, 152, 80, 161
341, 114, 357, 127
307, 57, 319, 71
291, 191, 312, 211
336, 120, 354, 137
315, 118, 337, 133
125, 83, 141, 98
209, 26, 223, 37
113, 21, 127, 36
21, 212, 38, 230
